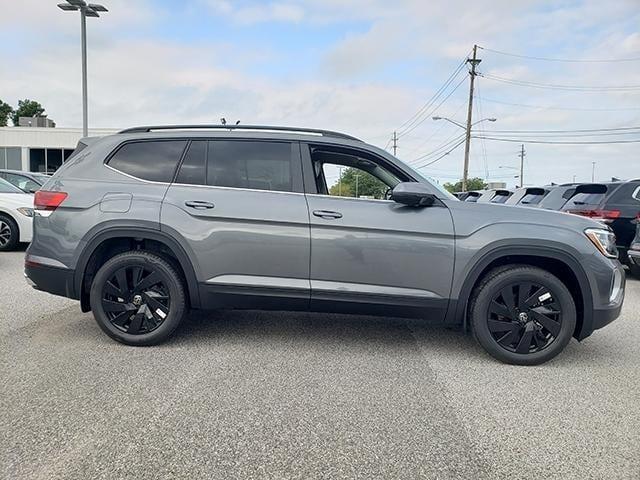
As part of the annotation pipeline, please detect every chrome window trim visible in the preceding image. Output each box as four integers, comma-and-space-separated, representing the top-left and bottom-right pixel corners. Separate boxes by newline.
305, 193, 394, 204
632, 185, 640, 201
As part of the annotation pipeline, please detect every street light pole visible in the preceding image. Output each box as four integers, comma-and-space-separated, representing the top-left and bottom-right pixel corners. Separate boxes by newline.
80, 8, 88, 137
58, 1, 108, 138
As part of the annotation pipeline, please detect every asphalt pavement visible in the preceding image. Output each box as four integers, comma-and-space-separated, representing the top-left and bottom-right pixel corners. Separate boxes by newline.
1, 248, 639, 479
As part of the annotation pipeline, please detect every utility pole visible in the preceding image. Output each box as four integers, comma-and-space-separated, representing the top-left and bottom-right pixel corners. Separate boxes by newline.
518, 144, 526, 187
392, 131, 398, 157
462, 45, 481, 192
591, 162, 596, 182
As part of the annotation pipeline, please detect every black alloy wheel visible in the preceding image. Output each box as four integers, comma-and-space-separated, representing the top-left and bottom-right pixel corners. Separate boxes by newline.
90, 251, 186, 346
470, 265, 576, 365
102, 265, 171, 335
487, 282, 562, 354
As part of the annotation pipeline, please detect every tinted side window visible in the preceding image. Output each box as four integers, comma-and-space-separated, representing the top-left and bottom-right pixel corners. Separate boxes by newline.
207, 140, 293, 192
108, 141, 187, 182
176, 141, 206, 185
608, 183, 640, 206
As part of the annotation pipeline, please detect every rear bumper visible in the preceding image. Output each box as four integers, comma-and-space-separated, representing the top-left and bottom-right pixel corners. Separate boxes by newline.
24, 262, 77, 299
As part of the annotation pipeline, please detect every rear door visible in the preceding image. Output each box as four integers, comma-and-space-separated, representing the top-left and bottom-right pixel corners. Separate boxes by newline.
161, 138, 311, 309
301, 143, 455, 320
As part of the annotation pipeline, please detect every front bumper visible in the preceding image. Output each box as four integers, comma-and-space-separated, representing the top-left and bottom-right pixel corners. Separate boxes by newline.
24, 261, 77, 299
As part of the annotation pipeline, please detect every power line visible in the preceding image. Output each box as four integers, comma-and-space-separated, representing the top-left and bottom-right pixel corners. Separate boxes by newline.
396, 55, 469, 135
402, 100, 466, 156
474, 136, 640, 145
479, 73, 640, 91
409, 133, 466, 163
414, 137, 467, 169
479, 96, 640, 112
397, 75, 468, 138
478, 46, 640, 63
480, 125, 640, 133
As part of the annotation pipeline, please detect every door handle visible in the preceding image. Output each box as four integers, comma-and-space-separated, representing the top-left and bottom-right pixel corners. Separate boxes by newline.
185, 200, 215, 210
313, 209, 343, 219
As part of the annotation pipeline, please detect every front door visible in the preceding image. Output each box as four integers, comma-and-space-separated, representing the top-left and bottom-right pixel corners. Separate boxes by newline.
161, 138, 311, 309
302, 143, 455, 320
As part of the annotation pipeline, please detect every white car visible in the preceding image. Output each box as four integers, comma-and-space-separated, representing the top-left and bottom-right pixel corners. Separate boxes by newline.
0, 177, 34, 251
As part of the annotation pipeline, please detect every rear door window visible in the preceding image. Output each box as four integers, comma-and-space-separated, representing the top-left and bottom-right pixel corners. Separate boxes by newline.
108, 140, 187, 182
206, 140, 296, 192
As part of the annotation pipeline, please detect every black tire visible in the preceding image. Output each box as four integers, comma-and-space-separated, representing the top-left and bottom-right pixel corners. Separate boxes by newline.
470, 265, 576, 365
0, 214, 19, 252
89, 251, 186, 346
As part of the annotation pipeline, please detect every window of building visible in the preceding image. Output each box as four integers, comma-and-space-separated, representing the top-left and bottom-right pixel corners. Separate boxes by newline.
0, 147, 22, 170
108, 140, 187, 182
30, 148, 46, 173
206, 140, 294, 192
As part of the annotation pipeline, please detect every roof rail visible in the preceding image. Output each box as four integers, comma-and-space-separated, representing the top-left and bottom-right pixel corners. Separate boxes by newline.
117, 124, 361, 141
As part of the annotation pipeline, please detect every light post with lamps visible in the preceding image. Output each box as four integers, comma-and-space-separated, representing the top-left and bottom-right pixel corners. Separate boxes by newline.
432, 116, 496, 191
58, 1, 109, 137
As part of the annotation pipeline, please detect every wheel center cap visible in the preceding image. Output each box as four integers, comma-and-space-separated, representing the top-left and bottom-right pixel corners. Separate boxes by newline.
132, 294, 143, 306
518, 312, 529, 323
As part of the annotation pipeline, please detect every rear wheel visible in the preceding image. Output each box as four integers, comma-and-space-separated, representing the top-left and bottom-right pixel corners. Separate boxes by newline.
0, 214, 19, 252
470, 265, 576, 365
89, 251, 186, 346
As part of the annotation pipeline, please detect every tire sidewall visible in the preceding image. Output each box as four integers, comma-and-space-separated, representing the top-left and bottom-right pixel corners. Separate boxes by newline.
0, 214, 19, 252
472, 268, 576, 365
90, 252, 185, 346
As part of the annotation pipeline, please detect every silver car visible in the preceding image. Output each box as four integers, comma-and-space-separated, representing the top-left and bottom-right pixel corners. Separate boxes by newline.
25, 125, 625, 365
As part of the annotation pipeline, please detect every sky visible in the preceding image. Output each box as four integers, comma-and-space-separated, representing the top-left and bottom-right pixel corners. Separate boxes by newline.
1, 0, 639, 187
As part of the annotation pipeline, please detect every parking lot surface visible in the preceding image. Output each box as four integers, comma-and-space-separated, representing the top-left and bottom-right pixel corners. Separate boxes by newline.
1, 249, 639, 479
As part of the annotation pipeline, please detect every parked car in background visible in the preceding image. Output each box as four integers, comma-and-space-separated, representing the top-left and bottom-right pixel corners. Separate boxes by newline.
562, 180, 640, 267
0, 177, 34, 251
537, 184, 577, 210
459, 190, 484, 202
0, 169, 50, 194
628, 216, 640, 278
505, 186, 551, 207
477, 188, 512, 204
25, 124, 625, 365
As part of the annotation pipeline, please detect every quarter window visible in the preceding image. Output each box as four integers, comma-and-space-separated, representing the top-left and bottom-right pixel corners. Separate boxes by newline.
108, 141, 187, 182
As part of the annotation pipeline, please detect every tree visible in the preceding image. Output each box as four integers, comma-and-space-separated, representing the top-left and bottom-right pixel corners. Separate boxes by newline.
329, 167, 389, 199
11, 99, 45, 126
443, 177, 487, 193
0, 99, 13, 127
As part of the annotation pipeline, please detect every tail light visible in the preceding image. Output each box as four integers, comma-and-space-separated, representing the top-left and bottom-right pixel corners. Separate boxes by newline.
568, 209, 621, 223
34, 191, 68, 214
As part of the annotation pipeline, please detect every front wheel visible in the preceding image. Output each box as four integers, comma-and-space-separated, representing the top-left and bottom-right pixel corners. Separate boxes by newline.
0, 214, 19, 252
469, 265, 576, 365
89, 251, 186, 346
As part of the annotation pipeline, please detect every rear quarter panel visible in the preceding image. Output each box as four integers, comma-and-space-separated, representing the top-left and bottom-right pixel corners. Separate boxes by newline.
29, 137, 169, 270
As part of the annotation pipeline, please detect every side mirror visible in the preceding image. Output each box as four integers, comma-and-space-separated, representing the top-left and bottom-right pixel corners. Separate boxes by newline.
391, 182, 437, 207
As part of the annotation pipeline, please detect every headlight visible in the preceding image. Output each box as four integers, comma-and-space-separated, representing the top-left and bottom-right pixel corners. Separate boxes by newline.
16, 207, 34, 217
585, 228, 617, 258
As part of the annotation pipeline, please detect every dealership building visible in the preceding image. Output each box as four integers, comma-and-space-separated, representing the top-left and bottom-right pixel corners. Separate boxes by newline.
0, 124, 118, 174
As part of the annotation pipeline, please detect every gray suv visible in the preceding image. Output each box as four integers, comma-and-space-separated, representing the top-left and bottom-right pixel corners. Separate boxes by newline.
25, 125, 625, 365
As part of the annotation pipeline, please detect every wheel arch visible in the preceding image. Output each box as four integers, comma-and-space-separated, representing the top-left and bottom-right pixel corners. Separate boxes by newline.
75, 226, 201, 312
450, 245, 594, 340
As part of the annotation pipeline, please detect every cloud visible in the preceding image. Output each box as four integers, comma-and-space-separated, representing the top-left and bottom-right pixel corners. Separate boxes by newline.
1, 0, 639, 186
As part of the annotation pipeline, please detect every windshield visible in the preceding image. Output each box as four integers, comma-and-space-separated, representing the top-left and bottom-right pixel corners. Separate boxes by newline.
0, 177, 23, 193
